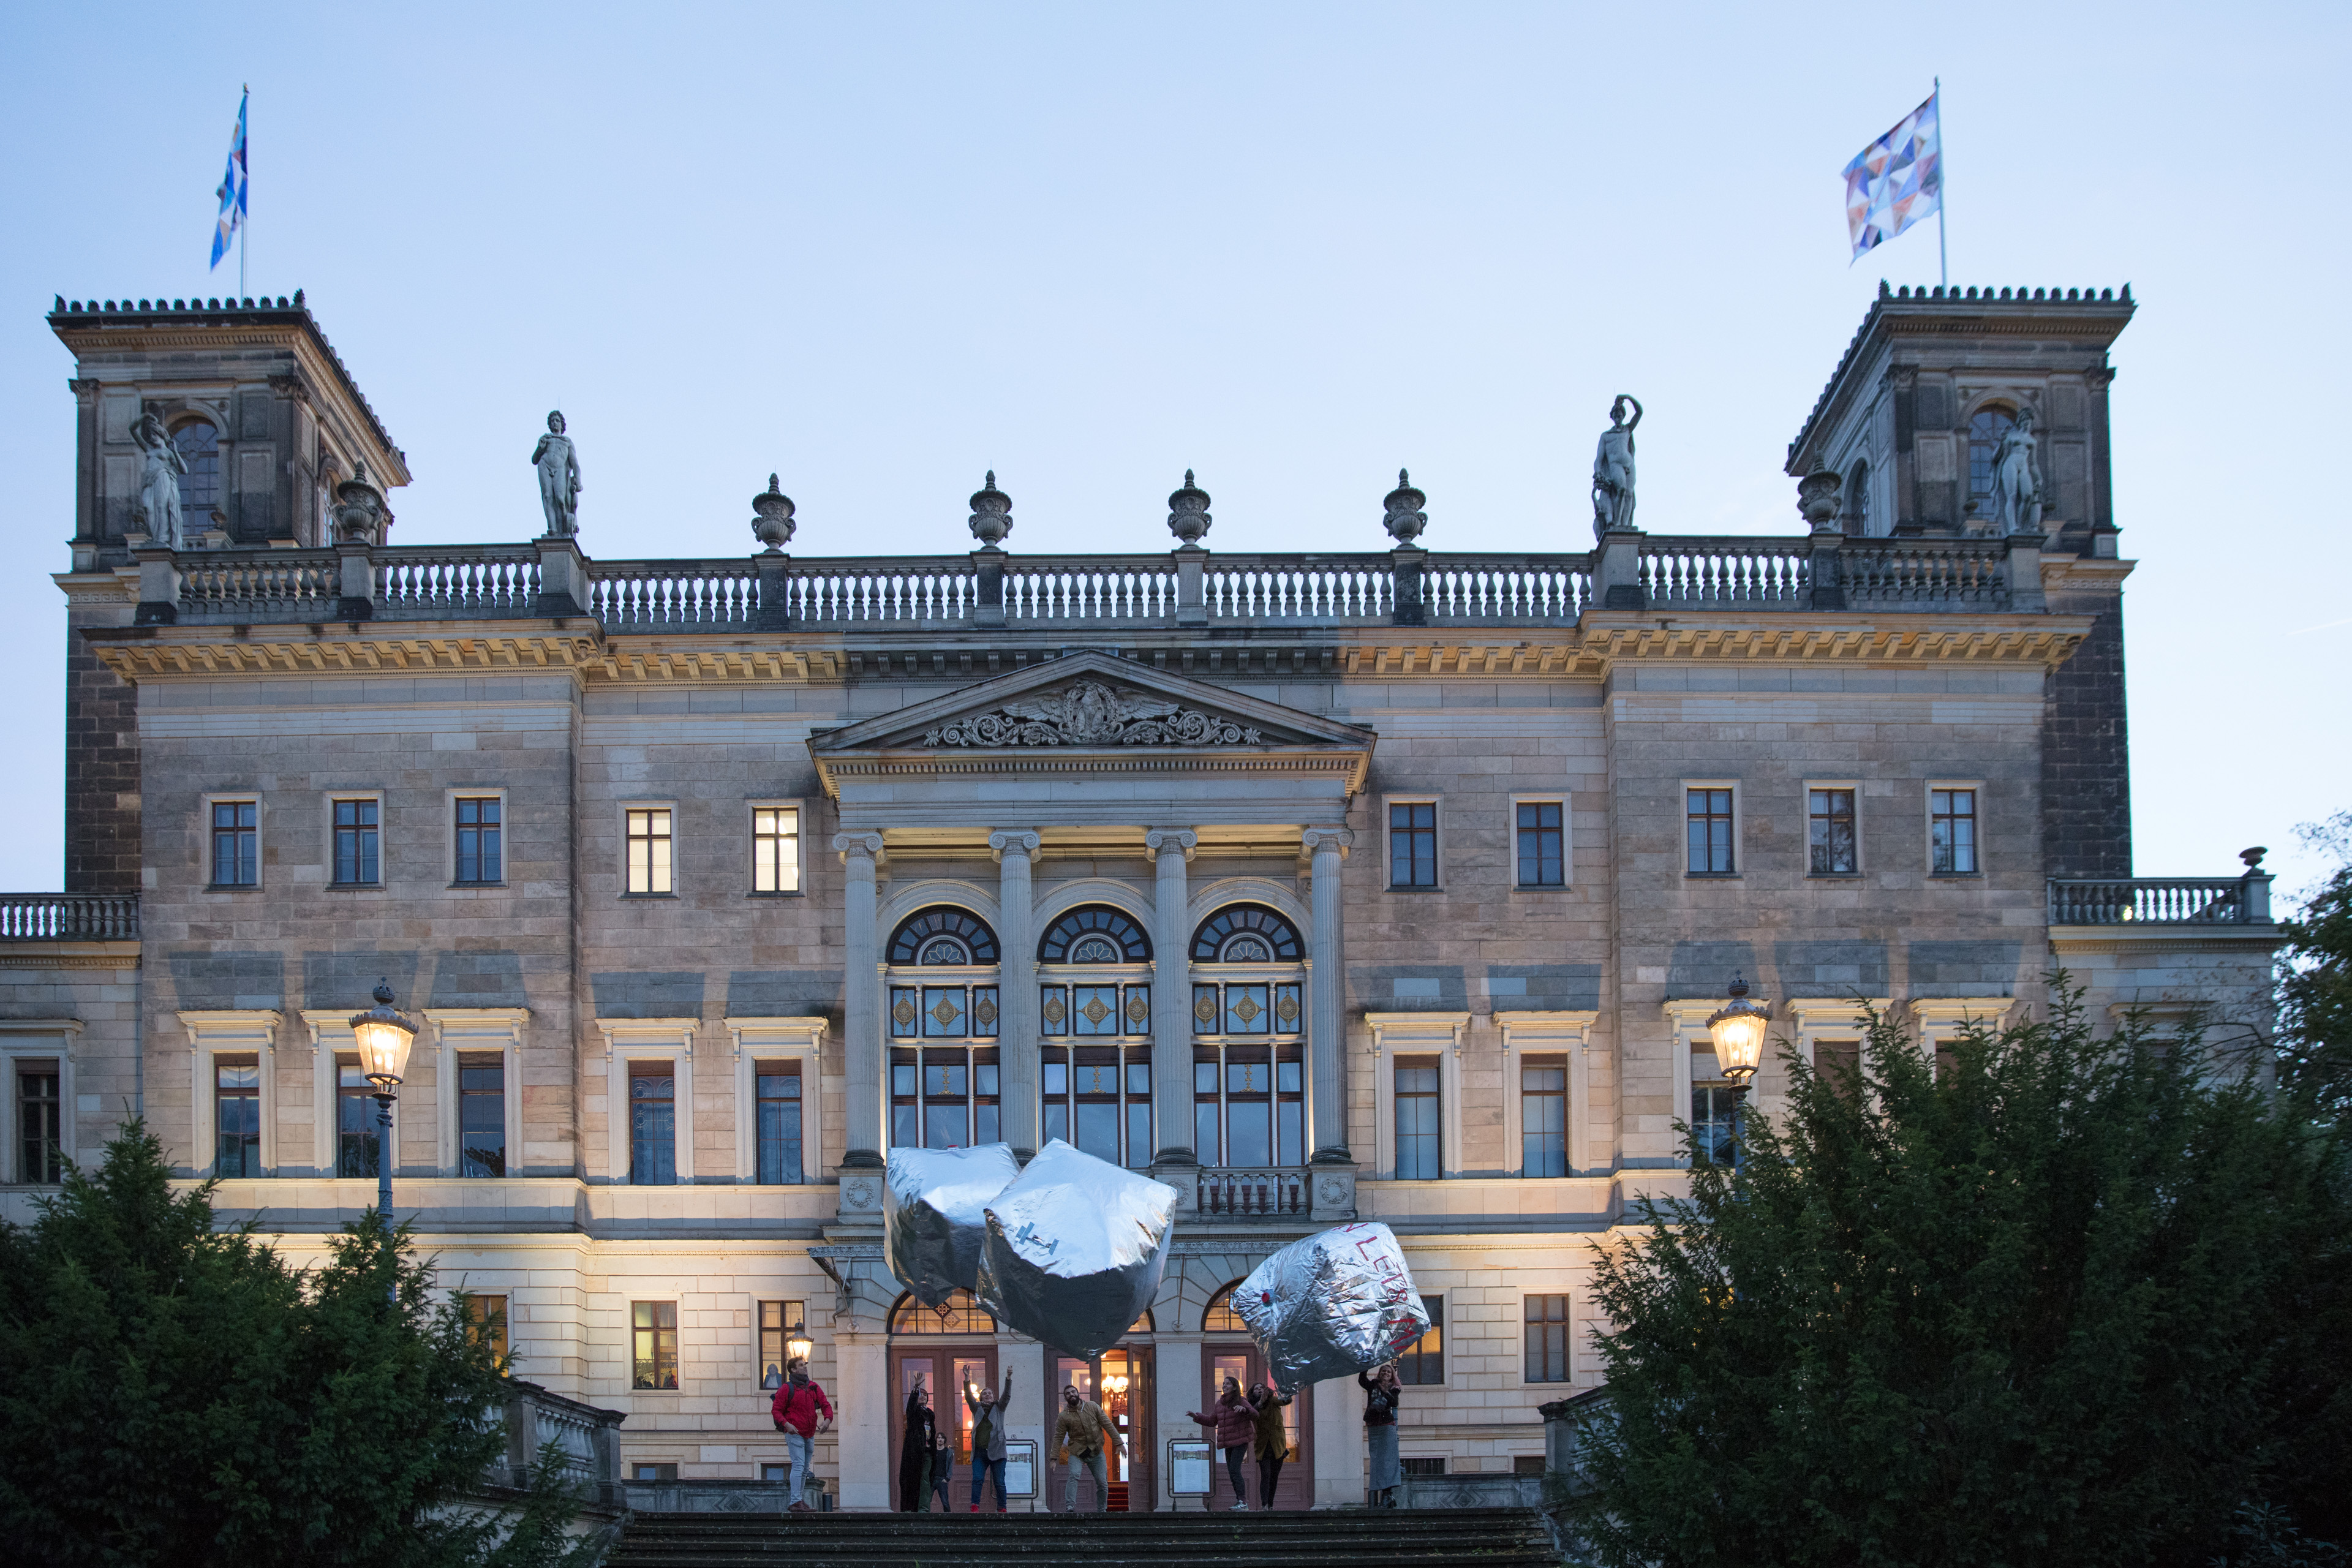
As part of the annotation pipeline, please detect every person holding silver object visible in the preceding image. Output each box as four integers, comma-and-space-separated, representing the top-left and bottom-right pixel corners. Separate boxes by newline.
1249, 1381, 1293, 1509
1360, 1361, 1402, 1507
1187, 1376, 1257, 1510
1052, 1382, 1123, 1513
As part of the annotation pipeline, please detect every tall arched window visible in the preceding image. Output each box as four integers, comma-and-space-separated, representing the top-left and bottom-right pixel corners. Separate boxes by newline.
890, 1289, 997, 1335
1038, 904, 1153, 1167
173, 419, 221, 521
1845, 459, 1871, 537
1967, 406, 2016, 518
1201, 1281, 1251, 1333
1189, 904, 1306, 1168
885, 907, 1000, 1150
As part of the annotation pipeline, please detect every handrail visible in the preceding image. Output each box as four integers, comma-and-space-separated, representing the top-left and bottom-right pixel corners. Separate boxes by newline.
586, 559, 761, 629
377, 548, 541, 619
0, 894, 139, 940
1197, 1167, 1307, 1216
1841, 538, 2009, 608
1638, 537, 1812, 608
176, 548, 341, 618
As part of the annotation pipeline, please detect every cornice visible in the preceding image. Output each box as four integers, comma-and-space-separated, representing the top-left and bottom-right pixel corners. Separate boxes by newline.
88, 629, 601, 682
819, 748, 1369, 796
2048, 925, 2285, 956
53, 571, 138, 608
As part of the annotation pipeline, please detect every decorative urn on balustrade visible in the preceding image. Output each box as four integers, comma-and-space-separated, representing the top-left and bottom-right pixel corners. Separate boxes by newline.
1167, 470, 1212, 545
968, 472, 1013, 547
1382, 469, 1428, 545
751, 475, 796, 552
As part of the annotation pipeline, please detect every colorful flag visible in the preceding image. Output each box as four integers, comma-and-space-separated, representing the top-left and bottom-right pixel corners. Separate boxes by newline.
209, 88, 248, 271
1844, 89, 1940, 261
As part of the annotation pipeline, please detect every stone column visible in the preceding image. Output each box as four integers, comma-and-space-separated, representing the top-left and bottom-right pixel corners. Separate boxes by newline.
1303, 828, 1351, 1162
834, 832, 886, 1170
1312, 1371, 1362, 1506
989, 831, 1041, 1157
1145, 829, 1197, 1164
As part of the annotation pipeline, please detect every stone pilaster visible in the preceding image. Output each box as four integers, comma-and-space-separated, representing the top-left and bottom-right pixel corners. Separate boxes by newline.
989, 830, 1041, 1157
1145, 829, 1197, 1163
834, 832, 886, 1173
1303, 827, 1351, 1162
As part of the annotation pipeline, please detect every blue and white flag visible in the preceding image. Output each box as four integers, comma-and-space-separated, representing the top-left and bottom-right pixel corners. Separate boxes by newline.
1844, 88, 1940, 261
209, 88, 248, 270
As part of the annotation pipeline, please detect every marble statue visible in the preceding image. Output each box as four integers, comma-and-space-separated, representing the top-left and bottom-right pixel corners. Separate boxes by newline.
1991, 406, 2043, 536
129, 410, 187, 548
1592, 394, 1641, 537
531, 411, 582, 537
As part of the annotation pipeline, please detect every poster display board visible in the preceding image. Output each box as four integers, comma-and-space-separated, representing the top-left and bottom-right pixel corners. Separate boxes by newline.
1167, 1438, 1212, 1507
1002, 1439, 1039, 1502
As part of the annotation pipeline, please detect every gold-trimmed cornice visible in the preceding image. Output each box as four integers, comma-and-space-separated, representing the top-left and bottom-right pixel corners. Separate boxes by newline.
88, 628, 601, 682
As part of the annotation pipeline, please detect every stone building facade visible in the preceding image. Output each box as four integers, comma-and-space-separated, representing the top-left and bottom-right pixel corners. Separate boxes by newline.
0, 284, 2280, 1512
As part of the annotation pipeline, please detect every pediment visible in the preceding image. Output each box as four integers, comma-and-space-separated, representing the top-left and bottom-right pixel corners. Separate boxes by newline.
807, 652, 1375, 799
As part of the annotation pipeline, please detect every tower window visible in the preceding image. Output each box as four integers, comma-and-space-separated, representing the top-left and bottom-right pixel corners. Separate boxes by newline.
1967, 408, 2017, 515
173, 420, 221, 521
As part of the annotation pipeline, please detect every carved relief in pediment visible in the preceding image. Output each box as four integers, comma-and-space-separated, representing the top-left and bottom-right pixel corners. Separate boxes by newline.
921, 679, 1264, 748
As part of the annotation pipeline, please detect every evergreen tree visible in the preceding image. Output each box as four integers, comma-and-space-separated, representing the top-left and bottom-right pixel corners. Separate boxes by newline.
1572, 984, 2352, 1568
0, 1121, 598, 1567
2280, 812, 2352, 1123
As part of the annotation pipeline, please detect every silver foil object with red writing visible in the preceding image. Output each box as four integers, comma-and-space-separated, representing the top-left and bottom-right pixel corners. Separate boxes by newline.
1234, 1222, 1431, 1391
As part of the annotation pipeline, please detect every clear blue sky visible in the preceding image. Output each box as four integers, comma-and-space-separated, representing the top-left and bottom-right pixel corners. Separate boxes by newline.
2, 2, 2343, 903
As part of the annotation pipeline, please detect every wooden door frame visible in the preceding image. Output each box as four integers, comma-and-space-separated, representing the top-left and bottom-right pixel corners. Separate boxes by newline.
1200, 1340, 1313, 1510
1044, 1340, 1156, 1511
888, 1341, 998, 1506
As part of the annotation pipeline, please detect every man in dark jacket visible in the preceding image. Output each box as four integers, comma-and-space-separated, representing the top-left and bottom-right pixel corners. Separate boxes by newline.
770, 1357, 834, 1513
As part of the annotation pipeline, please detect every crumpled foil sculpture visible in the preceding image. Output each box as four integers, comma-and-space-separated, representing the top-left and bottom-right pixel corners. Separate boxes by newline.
1234, 1222, 1431, 1391
976, 1139, 1179, 1358
884, 1143, 1022, 1308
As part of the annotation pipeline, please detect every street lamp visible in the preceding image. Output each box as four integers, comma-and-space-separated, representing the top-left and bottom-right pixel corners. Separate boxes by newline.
1705, 973, 1770, 1170
786, 1319, 813, 1364
347, 979, 418, 1221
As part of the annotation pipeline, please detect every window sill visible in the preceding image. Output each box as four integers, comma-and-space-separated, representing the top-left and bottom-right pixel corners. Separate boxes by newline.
1385, 884, 1445, 894
204, 883, 263, 892
1805, 872, 1863, 880
325, 882, 385, 892
1683, 873, 1742, 881
619, 892, 679, 900
1511, 883, 1572, 893
1930, 871, 1984, 880
448, 881, 509, 891
747, 890, 805, 899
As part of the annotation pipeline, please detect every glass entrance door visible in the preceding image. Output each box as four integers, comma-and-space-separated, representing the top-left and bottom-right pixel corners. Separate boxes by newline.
1200, 1343, 1312, 1509
1050, 1345, 1153, 1510
889, 1346, 995, 1509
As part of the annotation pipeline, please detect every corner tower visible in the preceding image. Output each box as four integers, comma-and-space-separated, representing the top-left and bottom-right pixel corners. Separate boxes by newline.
1786, 283, 2137, 879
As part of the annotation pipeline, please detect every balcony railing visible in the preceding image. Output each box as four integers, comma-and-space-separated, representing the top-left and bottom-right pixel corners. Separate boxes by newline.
2049, 876, 2272, 925
146, 527, 2046, 631
0, 894, 138, 940
1197, 1167, 1307, 1217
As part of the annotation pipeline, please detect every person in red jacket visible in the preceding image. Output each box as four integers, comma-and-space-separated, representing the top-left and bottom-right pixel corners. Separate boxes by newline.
1186, 1376, 1257, 1511
769, 1357, 835, 1513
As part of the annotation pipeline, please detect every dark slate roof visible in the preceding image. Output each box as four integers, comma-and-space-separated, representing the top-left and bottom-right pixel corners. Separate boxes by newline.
47, 291, 404, 472
1785, 282, 2136, 471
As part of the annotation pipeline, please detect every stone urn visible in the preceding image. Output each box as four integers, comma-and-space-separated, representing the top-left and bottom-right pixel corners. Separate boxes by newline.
334, 462, 385, 545
751, 475, 797, 552
968, 471, 1013, 546
1167, 470, 1212, 545
1798, 462, 1842, 535
1382, 468, 1428, 545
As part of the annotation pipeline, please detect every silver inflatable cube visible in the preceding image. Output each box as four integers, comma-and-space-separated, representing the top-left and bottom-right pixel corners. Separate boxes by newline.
1234, 1222, 1431, 1391
976, 1139, 1179, 1358
884, 1142, 1022, 1308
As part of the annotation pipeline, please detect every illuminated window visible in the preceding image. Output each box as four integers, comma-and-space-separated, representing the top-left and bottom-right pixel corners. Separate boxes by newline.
1524, 1295, 1571, 1384
752, 805, 799, 893
626, 809, 673, 894
631, 1301, 679, 1389
1396, 1295, 1445, 1385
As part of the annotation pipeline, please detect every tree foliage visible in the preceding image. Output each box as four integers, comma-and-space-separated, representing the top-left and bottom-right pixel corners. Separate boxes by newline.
1573, 983, 2352, 1568
2280, 812, 2352, 1123
0, 1121, 598, 1567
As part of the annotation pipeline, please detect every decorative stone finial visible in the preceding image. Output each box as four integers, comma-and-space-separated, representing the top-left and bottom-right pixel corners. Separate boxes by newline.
751, 474, 797, 552
334, 462, 385, 545
968, 470, 1014, 547
1167, 470, 1212, 545
1382, 468, 1428, 545
2241, 846, 2267, 870
1798, 458, 1843, 535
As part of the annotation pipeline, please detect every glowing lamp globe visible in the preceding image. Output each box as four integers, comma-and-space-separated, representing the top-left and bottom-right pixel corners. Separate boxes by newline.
786, 1322, 813, 1363
347, 980, 418, 1088
1705, 973, 1770, 1085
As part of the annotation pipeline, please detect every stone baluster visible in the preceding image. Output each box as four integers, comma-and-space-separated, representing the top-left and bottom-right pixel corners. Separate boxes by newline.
1303, 827, 1351, 1161
834, 832, 886, 1172
1145, 829, 1198, 1164
990, 831, 1041, 1157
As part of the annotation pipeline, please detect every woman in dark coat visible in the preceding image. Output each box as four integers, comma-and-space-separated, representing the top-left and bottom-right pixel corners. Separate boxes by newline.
1248, 1381, 1292, 1510
1186, 1376, 1257, 1511
1359, 1361, 1402, 1507
899, 1381, 938, 1512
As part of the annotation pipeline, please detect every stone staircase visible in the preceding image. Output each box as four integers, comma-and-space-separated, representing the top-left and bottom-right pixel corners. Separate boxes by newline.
609, 1506, 1562, 1567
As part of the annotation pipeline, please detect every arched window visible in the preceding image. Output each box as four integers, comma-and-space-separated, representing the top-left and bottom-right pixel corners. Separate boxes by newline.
1845, 459, 1871, 538
888, 907, 1000, 966
890, 1289, 997, 1334
1201, 1281, 1251, 1333
1967, 406, 2016, 517
173, 419, 221, 521
1038, 905, 1150, 964
1190, 904, 1303, 965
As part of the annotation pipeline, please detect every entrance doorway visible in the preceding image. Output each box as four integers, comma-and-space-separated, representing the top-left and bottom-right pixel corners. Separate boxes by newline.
1050, 1340, 1155, 1510
1201, 1283, 1313, 1510
886, 1290, 1000, 1511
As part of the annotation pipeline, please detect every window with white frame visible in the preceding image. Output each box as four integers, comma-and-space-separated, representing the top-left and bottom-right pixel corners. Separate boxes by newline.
726, 1017, 826, 1183
886, 907, 1002, 1153
216, 1055, 263, 1177
1038, 904, 1152, 1167
629, 1062, 678, 1185
2, 1026, 81, 1186
752, 803, 801, 894
755, 1061, 802, 1184
1393, 1057, 1442, 1180
1520, 1054, 1567, 1177
625, 807, 674, 895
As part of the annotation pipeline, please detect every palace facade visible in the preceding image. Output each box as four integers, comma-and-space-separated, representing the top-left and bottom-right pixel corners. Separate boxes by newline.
1, 283, 2280, 1510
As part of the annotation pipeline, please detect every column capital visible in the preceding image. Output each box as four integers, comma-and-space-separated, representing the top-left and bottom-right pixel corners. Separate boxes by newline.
1301, 827, 1351, 859
988, 829, 1041, 862
1145, 828, 1199, 862
832, 831, 886, 865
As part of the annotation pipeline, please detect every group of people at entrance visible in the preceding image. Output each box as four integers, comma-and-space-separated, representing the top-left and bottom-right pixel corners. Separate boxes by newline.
1188, 1377, 1293, 1510
896, 1374, 1020, 1512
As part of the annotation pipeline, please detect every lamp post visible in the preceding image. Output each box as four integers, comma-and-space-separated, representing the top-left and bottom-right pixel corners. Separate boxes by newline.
347, 979, 418, 1223
786, 1318, 813, 1366
1704, 972, 1769, 1171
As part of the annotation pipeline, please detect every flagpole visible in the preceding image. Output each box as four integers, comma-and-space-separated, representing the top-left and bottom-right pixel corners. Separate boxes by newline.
240, 85, 248, 299
1935, 77, 1948, 290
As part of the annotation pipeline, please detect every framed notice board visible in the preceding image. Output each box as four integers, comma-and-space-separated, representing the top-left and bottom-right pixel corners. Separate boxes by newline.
1167, 1439, 1212, 1507
1002, 1439, 1039, 1501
